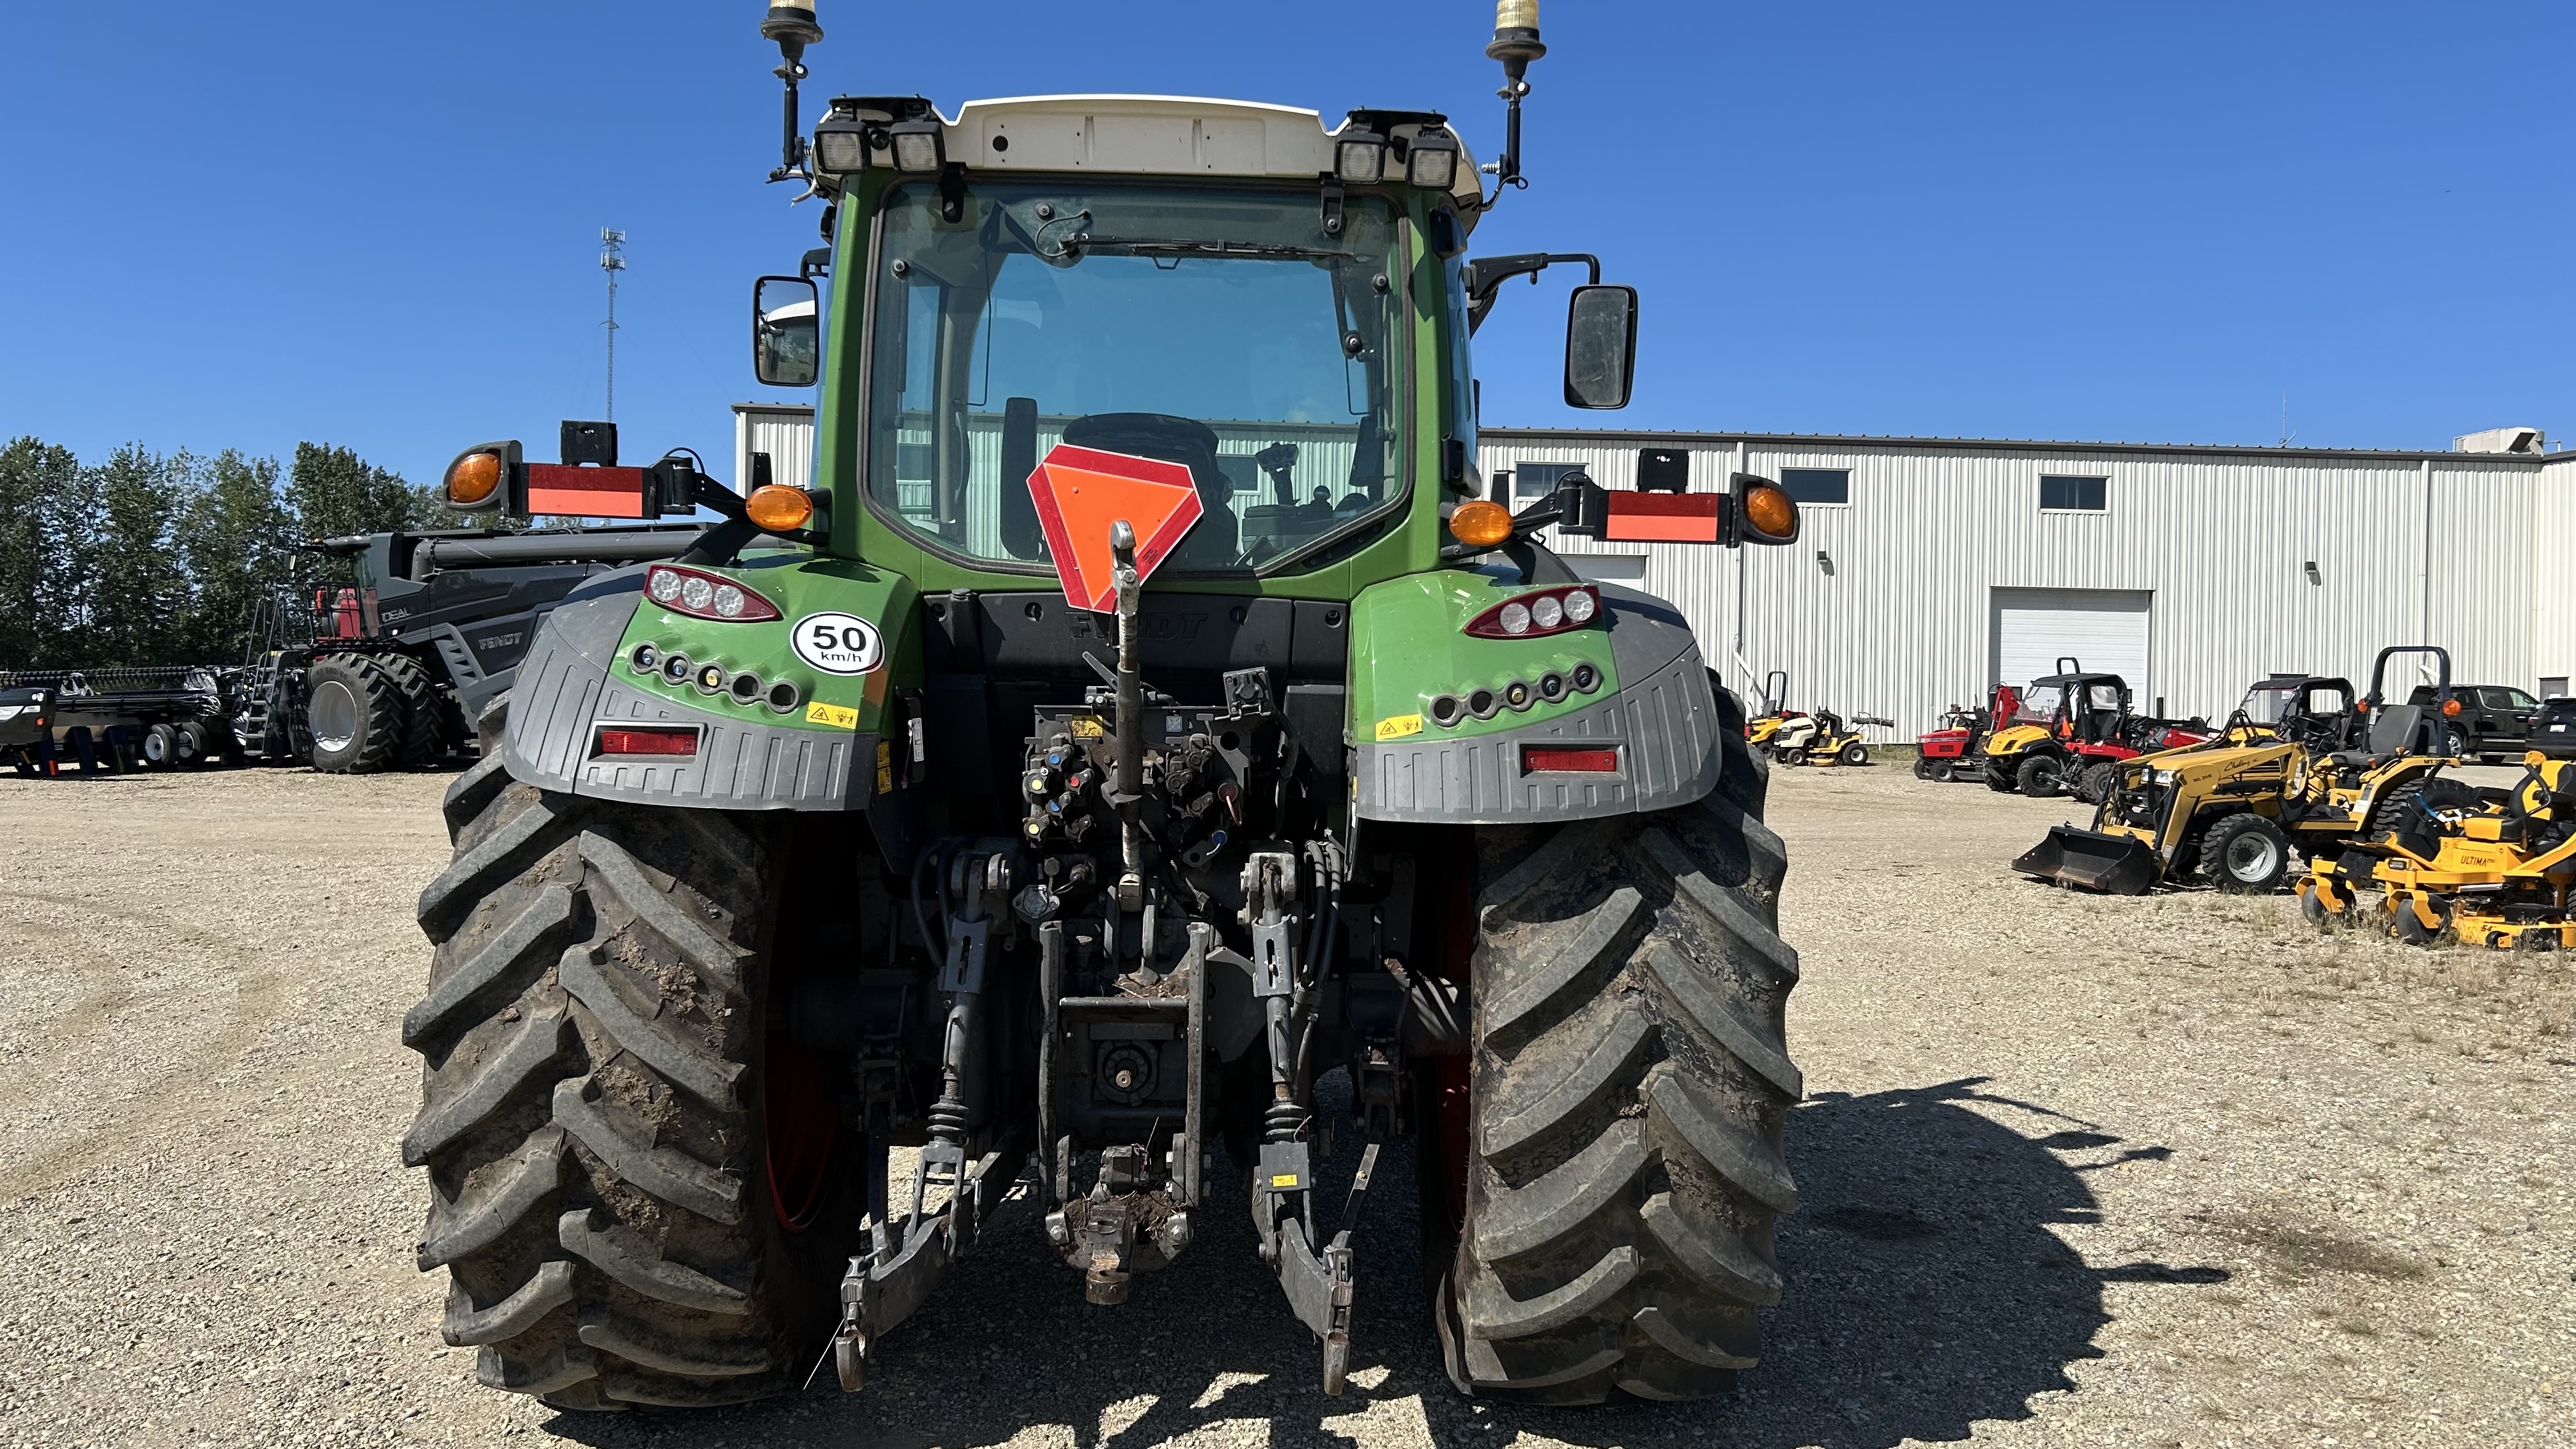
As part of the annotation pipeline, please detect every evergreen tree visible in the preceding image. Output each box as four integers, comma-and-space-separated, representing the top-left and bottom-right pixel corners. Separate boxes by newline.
0, 437, 72, 668
181, 450, 296, 663
86, 444, 195, 667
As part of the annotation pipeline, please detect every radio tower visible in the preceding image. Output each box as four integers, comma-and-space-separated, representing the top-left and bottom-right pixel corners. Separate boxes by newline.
600, 228, 628, 420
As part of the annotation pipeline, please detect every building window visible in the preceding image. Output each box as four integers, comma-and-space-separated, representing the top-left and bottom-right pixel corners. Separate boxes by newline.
2040, 475, 2108, 511
1779, 468, 1850, 505
1512, 461, 1585, 504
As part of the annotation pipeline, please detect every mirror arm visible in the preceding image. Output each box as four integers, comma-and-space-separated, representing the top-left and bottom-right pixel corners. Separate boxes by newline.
1463, 251, 1598, 334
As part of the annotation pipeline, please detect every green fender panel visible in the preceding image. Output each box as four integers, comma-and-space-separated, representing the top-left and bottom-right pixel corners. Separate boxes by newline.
1346, 569, 1724, 824
501, 551, 923, 811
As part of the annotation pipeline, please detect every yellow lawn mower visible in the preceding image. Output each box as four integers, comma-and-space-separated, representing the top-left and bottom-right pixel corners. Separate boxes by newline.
1771, 709, 1894, 767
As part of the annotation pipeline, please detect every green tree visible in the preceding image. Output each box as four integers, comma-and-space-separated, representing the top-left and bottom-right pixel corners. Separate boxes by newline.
288, 441, 424, 589
85, 444, 196, 668
0, 436, 74, 668
180, 449, 296, 663
287, 441, 418, 543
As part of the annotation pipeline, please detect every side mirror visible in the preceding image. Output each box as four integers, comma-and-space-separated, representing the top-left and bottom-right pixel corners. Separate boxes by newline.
753, 275, 821, 387
1563, 283, 1637, 409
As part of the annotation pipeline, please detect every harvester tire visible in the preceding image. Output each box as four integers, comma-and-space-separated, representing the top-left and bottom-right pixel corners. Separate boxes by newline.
2015, 753, 2065, 798
2197, 811, 2290, 894
372, 652, 447, 768
306, 655, 403, 774
1445, 710, 1800, 1405
407, 774, 862, 1410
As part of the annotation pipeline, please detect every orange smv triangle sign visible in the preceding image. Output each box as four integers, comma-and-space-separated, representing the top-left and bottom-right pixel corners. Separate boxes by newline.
1027, 443, 1206, 612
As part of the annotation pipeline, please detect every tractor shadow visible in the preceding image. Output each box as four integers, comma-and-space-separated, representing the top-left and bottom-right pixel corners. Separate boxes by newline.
538, 1076, 2225, 1449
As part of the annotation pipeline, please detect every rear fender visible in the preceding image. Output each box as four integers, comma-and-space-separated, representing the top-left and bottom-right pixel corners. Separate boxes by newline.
501, 555, 918, 810
1347, 572, 1721, 824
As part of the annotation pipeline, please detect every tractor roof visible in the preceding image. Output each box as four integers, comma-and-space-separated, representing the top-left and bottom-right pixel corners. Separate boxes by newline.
2033, 672, 2127, 690
879, 95, 1489, 231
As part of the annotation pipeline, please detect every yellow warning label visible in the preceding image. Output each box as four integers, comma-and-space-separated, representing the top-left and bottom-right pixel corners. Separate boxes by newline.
1269, 1173, 1301, 1189
875, 740, 894, 794
1070, 715, 1107, 739
1374, 712, 1424, 741
806, 701, 859, 730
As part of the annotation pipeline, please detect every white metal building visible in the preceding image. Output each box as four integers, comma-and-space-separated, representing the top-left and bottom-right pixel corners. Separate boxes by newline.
1478, 426, 2574, 739
734, 403, 2575, 740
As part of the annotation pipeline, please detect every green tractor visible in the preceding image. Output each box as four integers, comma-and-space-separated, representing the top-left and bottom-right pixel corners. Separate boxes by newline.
406, 0, 1805, 1411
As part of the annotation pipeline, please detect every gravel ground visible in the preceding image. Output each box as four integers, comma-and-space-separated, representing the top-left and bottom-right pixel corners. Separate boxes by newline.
0, 762, 2567, 1448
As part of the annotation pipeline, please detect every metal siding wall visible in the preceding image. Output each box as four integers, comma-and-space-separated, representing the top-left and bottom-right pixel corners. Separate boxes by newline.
735, 406, 816, 494
2536, 455, 2576, 686
1481, 435, 2554, 742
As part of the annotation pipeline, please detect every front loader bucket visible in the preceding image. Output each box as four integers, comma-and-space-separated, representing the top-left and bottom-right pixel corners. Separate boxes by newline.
2013, 825, 2161, 895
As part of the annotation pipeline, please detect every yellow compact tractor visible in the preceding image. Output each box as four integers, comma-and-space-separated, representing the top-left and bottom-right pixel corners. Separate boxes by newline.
2300, 753, 2576, 948
1770, 709, 1893, 767
2014, 649, 2456, 894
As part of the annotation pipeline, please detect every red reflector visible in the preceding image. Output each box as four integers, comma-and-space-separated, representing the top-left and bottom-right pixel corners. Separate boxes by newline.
1602, 492, 1722, 544
596, 726, 699, 757
1523, 746, 1620, 774
527, 463, 652, 519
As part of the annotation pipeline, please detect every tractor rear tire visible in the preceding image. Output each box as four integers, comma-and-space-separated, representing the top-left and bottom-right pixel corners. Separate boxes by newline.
374, 653, 447, 768
2015, 753, 2065, 798
307, 656, 404, 774
1444, 716, 1800, 1404
407, 770, 862, 1409
2197, 811, 2290, 894
1837, 741, 1869, 768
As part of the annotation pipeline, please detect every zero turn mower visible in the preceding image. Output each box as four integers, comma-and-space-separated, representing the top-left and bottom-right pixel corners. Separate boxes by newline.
2016, 648, 2453, 895
2299, 749, 2576, 949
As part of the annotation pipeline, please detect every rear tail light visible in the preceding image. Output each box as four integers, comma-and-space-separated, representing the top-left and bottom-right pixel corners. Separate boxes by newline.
1523, 746, 1619, 774
594, 725, 701, 758
1466, 585, 1601, 640
646, 565, 781, 622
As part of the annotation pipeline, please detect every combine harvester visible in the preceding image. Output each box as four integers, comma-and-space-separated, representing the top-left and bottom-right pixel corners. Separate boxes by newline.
401, 1, 1818, 1414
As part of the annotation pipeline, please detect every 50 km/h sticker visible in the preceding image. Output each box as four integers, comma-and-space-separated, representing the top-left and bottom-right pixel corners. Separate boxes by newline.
791, 613, 883, 675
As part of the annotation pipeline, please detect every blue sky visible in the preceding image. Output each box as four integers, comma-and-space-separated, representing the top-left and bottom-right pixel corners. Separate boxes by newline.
3, 3, 2570, 487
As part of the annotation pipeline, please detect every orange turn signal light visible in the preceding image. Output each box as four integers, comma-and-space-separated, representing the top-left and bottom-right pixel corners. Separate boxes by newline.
746, 484, 815, 533
1740, 481, 1798, 542
1448, 499, 1514, 549
2441, 698, 2462, 717
445, 450, 503, 507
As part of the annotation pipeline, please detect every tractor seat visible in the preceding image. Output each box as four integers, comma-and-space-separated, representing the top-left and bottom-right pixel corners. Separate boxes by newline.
2330, 703, 2428, 772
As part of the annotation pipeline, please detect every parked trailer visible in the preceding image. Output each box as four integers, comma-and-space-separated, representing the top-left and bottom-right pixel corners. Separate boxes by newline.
0, 667, 251, 775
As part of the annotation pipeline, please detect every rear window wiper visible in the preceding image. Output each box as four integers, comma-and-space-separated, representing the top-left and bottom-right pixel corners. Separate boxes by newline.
1062, 234, 1359, 261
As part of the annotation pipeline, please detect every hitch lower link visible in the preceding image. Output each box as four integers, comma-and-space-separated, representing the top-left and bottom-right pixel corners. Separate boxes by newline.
827, 847, 1018, 1392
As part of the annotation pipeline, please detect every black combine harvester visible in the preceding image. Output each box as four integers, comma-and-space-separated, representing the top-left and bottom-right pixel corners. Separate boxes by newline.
245, 522, 704, 771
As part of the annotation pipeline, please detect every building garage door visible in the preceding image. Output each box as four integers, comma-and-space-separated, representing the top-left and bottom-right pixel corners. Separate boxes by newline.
1992, 588, 2152, 696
